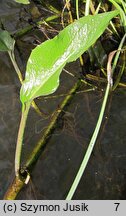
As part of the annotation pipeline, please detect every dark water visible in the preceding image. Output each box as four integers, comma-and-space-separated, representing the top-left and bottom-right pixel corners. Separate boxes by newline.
0, 0, 126, 200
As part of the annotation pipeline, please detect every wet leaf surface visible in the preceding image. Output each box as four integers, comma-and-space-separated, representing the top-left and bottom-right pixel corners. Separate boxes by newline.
20, 10, 118, 104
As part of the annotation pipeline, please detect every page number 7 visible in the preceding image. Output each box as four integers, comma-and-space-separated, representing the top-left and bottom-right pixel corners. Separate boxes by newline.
114, 203, 120, 211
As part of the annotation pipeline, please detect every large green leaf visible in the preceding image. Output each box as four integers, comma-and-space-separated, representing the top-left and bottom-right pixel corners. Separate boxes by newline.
14, 0, 30, 4
20, 10, 119, 104
0, 30, 15, 51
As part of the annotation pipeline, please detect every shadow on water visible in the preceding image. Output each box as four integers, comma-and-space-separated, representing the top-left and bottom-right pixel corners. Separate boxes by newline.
0, 0, 126, 199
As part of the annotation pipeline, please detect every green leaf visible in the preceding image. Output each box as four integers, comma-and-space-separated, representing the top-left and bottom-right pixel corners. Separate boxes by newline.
0, 30, 15, 51
20, 10, 119, 104
14, 0, 30, 4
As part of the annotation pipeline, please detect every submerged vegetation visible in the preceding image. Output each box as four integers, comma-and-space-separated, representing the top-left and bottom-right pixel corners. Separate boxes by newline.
0, 0, 126, 199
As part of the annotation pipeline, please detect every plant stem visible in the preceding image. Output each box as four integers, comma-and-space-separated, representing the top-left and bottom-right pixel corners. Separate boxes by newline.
76, 0, 79, 19
66, 83, 110, 200
4, 177, 25, 200
4, 81, 94, 199
111, 33, 126, 75
66, 31, 126, 200
15, 102, 31, 176
85, 0, 90, 16
8, 51, 23, 83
